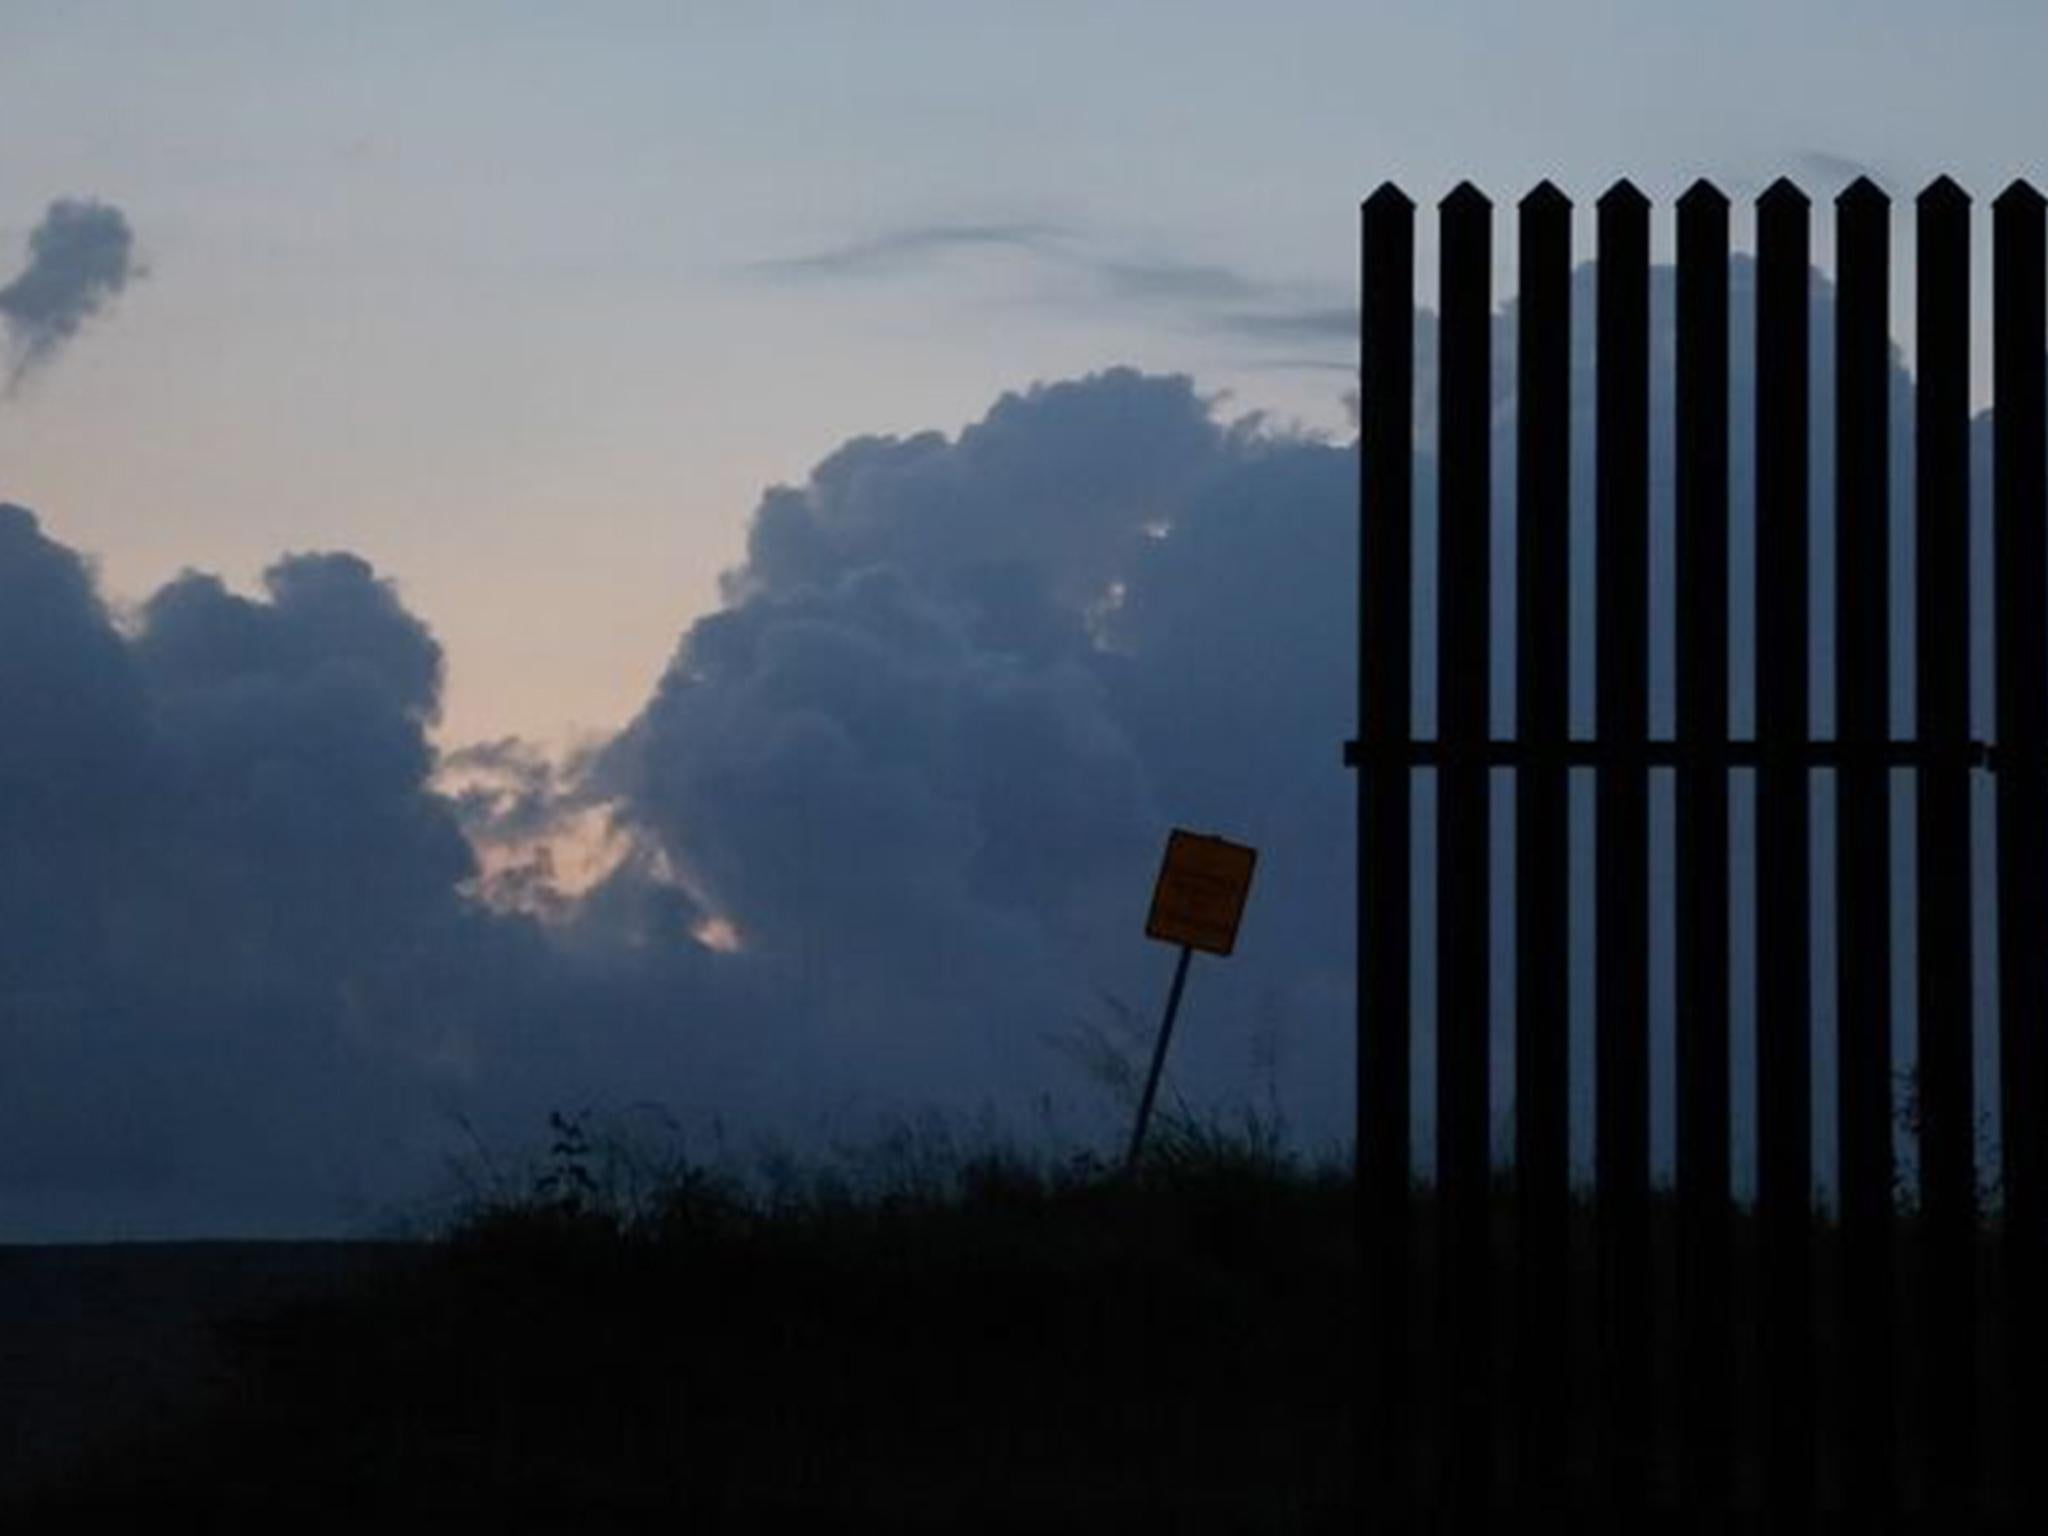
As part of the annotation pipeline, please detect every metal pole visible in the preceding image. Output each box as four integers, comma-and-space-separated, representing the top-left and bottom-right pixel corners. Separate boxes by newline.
1125, 944, 1195, 1173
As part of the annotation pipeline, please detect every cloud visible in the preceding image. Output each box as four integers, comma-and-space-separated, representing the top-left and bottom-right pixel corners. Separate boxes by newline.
751, 219, 1344, 359
753, 222, 1258, 302
0, 512, 493, 1231
1091, 254, 1260, 304
1794, 148, 1890, 190
1208, 304, 1355, 343
0, 363, 1370, 1236
0, 198, 140, 386
0, 260, 1976, 1234
0, 514, 696, 1237
599, 368, 1355, 1135
749, 222, 1064, 278
442, 736, 581, 845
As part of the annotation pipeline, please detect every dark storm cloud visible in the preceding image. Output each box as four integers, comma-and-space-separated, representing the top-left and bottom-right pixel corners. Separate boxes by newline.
599, 368, 1359, 1152
0, 514, 708, 1236
15, 385, 1350, 1236
0, 198, 139, 385
0, 513, 750, 1239
0, 356, 1513, 1235
0, 512, 499, 1233
2, 255, 1988, 1236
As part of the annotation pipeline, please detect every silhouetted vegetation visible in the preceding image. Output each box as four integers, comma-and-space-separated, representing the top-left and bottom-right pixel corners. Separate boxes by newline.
11, 1100, 2041, 1525
16, 1107, 1356, 1530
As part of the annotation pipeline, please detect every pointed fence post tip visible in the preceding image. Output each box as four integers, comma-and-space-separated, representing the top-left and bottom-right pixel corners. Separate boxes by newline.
1441, 180, 1492, 213
1597, 178, 1649, 210
1759, 176, 1811, 211
1920, 174, 1971, 207
1995, 178, 2045, 211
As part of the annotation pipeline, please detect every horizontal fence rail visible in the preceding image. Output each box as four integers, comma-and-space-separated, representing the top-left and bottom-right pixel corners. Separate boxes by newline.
1344, 738, 2020, 765
1351, 176, 2048, 1522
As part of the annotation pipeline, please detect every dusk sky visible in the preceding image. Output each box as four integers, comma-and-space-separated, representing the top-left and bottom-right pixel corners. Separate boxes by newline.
5, 1, 2041, 749
4, 2, 2047, 1239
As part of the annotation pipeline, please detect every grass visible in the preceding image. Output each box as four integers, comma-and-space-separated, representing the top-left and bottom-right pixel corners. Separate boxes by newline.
13, 1052, 2026, 1524
18, 1104, 1358, 1530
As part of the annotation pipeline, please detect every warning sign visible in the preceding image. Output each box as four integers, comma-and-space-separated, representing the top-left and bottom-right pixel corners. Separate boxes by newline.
1145, 829, 1258, 957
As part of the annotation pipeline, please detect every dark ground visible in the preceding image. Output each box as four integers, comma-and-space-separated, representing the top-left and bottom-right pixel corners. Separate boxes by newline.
7, 1150, 2031, 1530
0, 1242, 426, 1508
0, 1147, 1356, 1530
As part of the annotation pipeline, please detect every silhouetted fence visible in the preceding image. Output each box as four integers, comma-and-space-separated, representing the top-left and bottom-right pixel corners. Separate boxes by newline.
1349, 176, 2048, 1521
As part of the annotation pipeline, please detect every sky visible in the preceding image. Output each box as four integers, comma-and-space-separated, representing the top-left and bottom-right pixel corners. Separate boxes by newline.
4, 2, 2048, 1238
5, 1, 2045, 749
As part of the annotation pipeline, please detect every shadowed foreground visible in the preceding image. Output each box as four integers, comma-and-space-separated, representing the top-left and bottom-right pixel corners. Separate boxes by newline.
11, 1123, 2045, 1528
9, 1125, 1355, 1530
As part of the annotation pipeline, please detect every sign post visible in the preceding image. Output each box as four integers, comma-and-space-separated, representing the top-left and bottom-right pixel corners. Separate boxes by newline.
1125, 829, 1258, 1173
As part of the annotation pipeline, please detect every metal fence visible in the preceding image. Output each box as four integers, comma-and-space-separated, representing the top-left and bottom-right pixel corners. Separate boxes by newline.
1348, 177, 2047, 1519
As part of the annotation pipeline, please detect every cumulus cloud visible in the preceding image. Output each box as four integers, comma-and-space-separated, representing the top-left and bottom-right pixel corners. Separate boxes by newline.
0, 364, 1365, 1237
599, 368, 1356, 1138
0, 198, 140, 386
0, 261, 1967, 1235
0, 511, 486, 1232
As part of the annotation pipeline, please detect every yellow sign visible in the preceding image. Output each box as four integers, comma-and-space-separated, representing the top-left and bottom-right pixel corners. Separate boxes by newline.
1145, 829, 1257, 956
